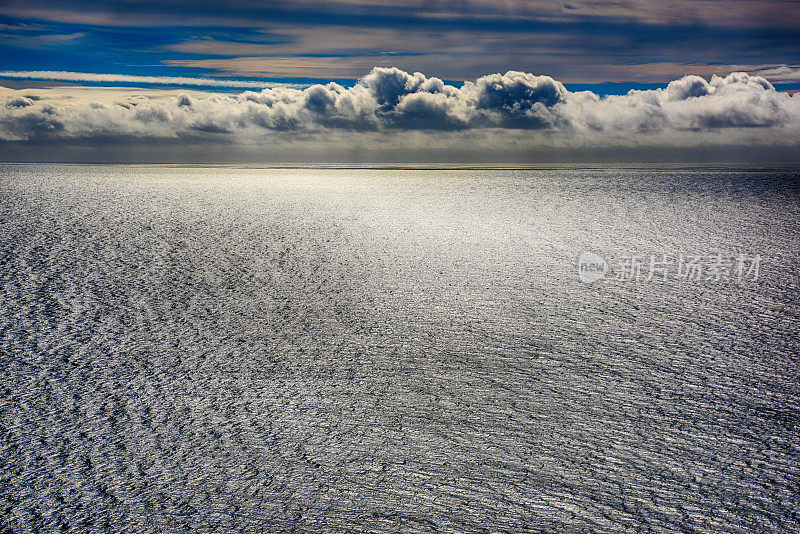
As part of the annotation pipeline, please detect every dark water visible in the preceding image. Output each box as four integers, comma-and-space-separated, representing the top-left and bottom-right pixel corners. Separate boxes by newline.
1, 164, 798, 533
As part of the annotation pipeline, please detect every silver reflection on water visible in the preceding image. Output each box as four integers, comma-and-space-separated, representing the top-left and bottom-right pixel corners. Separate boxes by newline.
1, 164, 798, 532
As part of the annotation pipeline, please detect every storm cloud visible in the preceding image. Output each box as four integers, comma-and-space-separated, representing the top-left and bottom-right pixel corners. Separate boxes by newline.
1, 67, 799, 151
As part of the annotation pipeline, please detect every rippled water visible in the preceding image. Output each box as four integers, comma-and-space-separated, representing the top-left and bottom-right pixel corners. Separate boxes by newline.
1, 164, 799, 533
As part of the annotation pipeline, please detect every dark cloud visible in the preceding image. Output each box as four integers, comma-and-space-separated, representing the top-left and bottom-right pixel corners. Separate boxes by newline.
470, 71, 568, 128
302, 82, 378, 129
5, 96, 34, 107
3, 0, 799, 86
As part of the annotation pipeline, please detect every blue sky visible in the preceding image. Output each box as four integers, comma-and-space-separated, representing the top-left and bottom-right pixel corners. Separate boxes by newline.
1, 0, 799, 92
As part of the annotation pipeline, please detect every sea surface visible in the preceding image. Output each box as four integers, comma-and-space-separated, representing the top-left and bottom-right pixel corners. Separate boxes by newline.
1, 164, 798, 533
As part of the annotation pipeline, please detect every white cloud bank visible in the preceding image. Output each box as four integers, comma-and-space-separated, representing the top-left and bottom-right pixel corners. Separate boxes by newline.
1, 68, 799, 153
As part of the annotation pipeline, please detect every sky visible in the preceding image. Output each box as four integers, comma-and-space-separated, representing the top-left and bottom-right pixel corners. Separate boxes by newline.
1, 0, 799, 162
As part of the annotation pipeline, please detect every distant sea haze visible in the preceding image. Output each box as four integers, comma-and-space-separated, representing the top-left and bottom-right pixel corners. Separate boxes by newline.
1, 164, 798, 532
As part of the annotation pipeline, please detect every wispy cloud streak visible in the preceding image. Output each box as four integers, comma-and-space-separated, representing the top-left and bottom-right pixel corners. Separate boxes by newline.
0, 71, 303, 89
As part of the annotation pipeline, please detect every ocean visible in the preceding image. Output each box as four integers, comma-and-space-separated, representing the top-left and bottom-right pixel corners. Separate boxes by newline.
1, 164, 798, 532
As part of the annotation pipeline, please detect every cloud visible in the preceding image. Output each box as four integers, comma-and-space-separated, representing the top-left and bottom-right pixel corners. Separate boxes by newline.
748, 65, 800, 83
2, 0, 797, 30
2, 32, 86, 48
3, 4, 797, 86
1, 68, 798, 151
0, 71, 304, 89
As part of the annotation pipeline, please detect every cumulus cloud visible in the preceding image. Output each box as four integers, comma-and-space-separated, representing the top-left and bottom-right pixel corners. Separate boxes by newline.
1, 67, 799, 150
